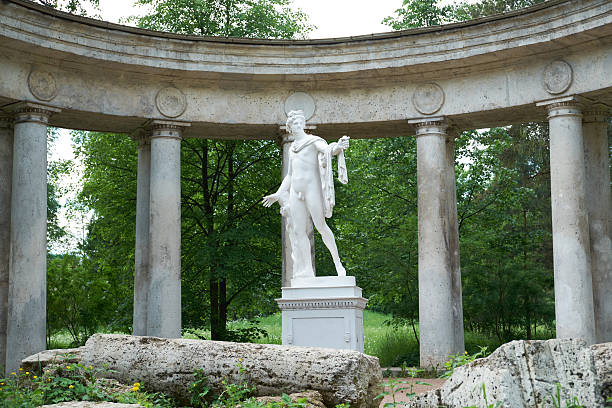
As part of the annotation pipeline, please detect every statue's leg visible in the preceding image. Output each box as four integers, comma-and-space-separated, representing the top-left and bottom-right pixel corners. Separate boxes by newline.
288, 190, 314, 279
305, 195, 346, 276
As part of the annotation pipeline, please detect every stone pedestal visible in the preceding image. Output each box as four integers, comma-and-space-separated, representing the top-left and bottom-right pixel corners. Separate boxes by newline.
277, 276, 367, 352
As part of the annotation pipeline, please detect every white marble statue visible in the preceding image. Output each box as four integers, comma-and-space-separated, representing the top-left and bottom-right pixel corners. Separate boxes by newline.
263, 110, 350, 280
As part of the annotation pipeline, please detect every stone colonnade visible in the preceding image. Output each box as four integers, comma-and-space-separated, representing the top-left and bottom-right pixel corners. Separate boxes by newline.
0, 97, 609, 373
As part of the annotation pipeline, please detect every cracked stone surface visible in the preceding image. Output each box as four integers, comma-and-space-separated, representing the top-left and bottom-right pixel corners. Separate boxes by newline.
407, 339, 608, 408
79, 334, 382, 408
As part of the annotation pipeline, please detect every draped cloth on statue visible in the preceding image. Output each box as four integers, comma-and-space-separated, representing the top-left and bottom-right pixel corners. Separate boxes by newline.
291, 135, 348, 218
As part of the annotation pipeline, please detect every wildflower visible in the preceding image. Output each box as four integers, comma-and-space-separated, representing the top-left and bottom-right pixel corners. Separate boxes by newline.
465, 351, 468, 355
132, 386, 139, 392
0, 382, 3, 385
10, 372, 15, 376
33, 376, 37, 379
18, 368, 22, 371
88, 365, 93, 369
68, 385, 74, 389
66, 366, 71, 370
25, 371, 29, 375
133, 382, 141, 387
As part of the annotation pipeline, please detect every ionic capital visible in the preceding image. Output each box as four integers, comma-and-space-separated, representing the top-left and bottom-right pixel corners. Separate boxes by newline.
408, 116, 448, 137
146, 119, 191, 141
3, 101, 61, 125
536, 96, 584, 119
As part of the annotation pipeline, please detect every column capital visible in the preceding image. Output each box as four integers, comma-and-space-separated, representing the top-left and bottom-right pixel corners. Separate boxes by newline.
3, 101, 61, 125
408, 117, 448, 137
582, 102, 610, 123
536, 95, 585, 119
146, 119, 191, 141
0, 114, 12, 129
130, 128, 150, 147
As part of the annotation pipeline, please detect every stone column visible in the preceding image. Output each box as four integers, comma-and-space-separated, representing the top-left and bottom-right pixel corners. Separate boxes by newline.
0, 115, 13, 373
537, 97, 596, 345
445, 129, 465, 354
133, 131, 151, 336
280, 133, 294, 288
5, 102, 59, 374
583, 106, 612, 343
279, 130, 315, 288
410, 118, 464, 368
147, 120, 188, 338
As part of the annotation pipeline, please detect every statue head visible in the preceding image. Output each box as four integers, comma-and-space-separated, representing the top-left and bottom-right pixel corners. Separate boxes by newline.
286, 110, 306, 134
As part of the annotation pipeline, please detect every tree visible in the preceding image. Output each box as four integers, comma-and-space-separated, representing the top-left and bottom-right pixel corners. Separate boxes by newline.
383, 0, 545, 30
70, 1, 312, 341
130, 0, 312, 38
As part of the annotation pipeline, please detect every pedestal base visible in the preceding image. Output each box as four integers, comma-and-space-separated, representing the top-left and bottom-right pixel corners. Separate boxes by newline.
276, 276, 368, 352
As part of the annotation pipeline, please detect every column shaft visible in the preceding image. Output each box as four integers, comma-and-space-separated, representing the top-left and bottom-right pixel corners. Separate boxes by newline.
6, 104, 57, 374
0, 116, 13, 373
147, 123, 183, 338
133, 135, 151, 336
445, 133, 465, 353
415, 120, 463, 368
547, 102, 596, 345
280, 136, 293, 288
280, 133, 315, 287
583, 110, 612, 343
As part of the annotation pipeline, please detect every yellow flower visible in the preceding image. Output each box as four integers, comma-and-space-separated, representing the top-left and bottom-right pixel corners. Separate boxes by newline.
66, 366, 71, 370
0, 382, 4, 385
18, 368, 22, 371
465, 351, 468, 355
133, 382, 141, 387
132, 386, 139, 392
88, 365, 93, 369
10, 373, 15, 376
25, 372, 29, 375
48, 378, 52, 382
33, 376, 37, 379
68, 385, 74, 389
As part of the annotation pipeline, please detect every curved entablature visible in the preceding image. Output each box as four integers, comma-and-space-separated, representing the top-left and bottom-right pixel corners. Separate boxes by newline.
0, 0, 611, 138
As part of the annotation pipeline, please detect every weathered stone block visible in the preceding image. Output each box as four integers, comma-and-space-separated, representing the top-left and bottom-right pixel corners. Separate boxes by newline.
21, 347, 83, 373
408, 339, 607, 408
80, 334, 382, 408
591, 342, 612, 401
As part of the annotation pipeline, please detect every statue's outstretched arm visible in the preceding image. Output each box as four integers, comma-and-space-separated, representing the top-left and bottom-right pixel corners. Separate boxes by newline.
262, 156, 292, 207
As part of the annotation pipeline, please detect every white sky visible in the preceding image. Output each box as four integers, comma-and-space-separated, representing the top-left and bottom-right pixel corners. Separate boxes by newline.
52, 0, 473, 252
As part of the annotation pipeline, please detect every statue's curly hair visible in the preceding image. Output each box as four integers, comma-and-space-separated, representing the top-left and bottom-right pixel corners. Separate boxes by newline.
286, 110, 305, 131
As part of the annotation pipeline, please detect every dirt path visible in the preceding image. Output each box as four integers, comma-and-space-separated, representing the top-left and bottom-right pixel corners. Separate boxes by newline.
379, 378, 446, 407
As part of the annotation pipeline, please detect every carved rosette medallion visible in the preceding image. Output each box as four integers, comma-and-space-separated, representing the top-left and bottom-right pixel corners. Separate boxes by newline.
284, 92, 316, 120
543, 60, 573, 94
155, 87, 187, 118
27, 69, 58, 101
412, 83, 445, 115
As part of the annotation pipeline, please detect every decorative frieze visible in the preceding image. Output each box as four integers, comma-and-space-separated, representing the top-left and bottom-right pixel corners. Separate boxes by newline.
155, 87, 187, 118
27, 69, 58, 102
413, 83, 445, 115
543, 60, 573, 95
277, 297, 368, 310
284, 92, 316, 121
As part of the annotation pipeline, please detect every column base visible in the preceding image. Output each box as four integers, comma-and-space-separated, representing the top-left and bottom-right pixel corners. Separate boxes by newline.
277, 276, 367, 352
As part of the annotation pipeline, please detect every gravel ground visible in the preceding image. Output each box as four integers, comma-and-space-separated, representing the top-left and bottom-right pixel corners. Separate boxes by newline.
379, 378, 446, 407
